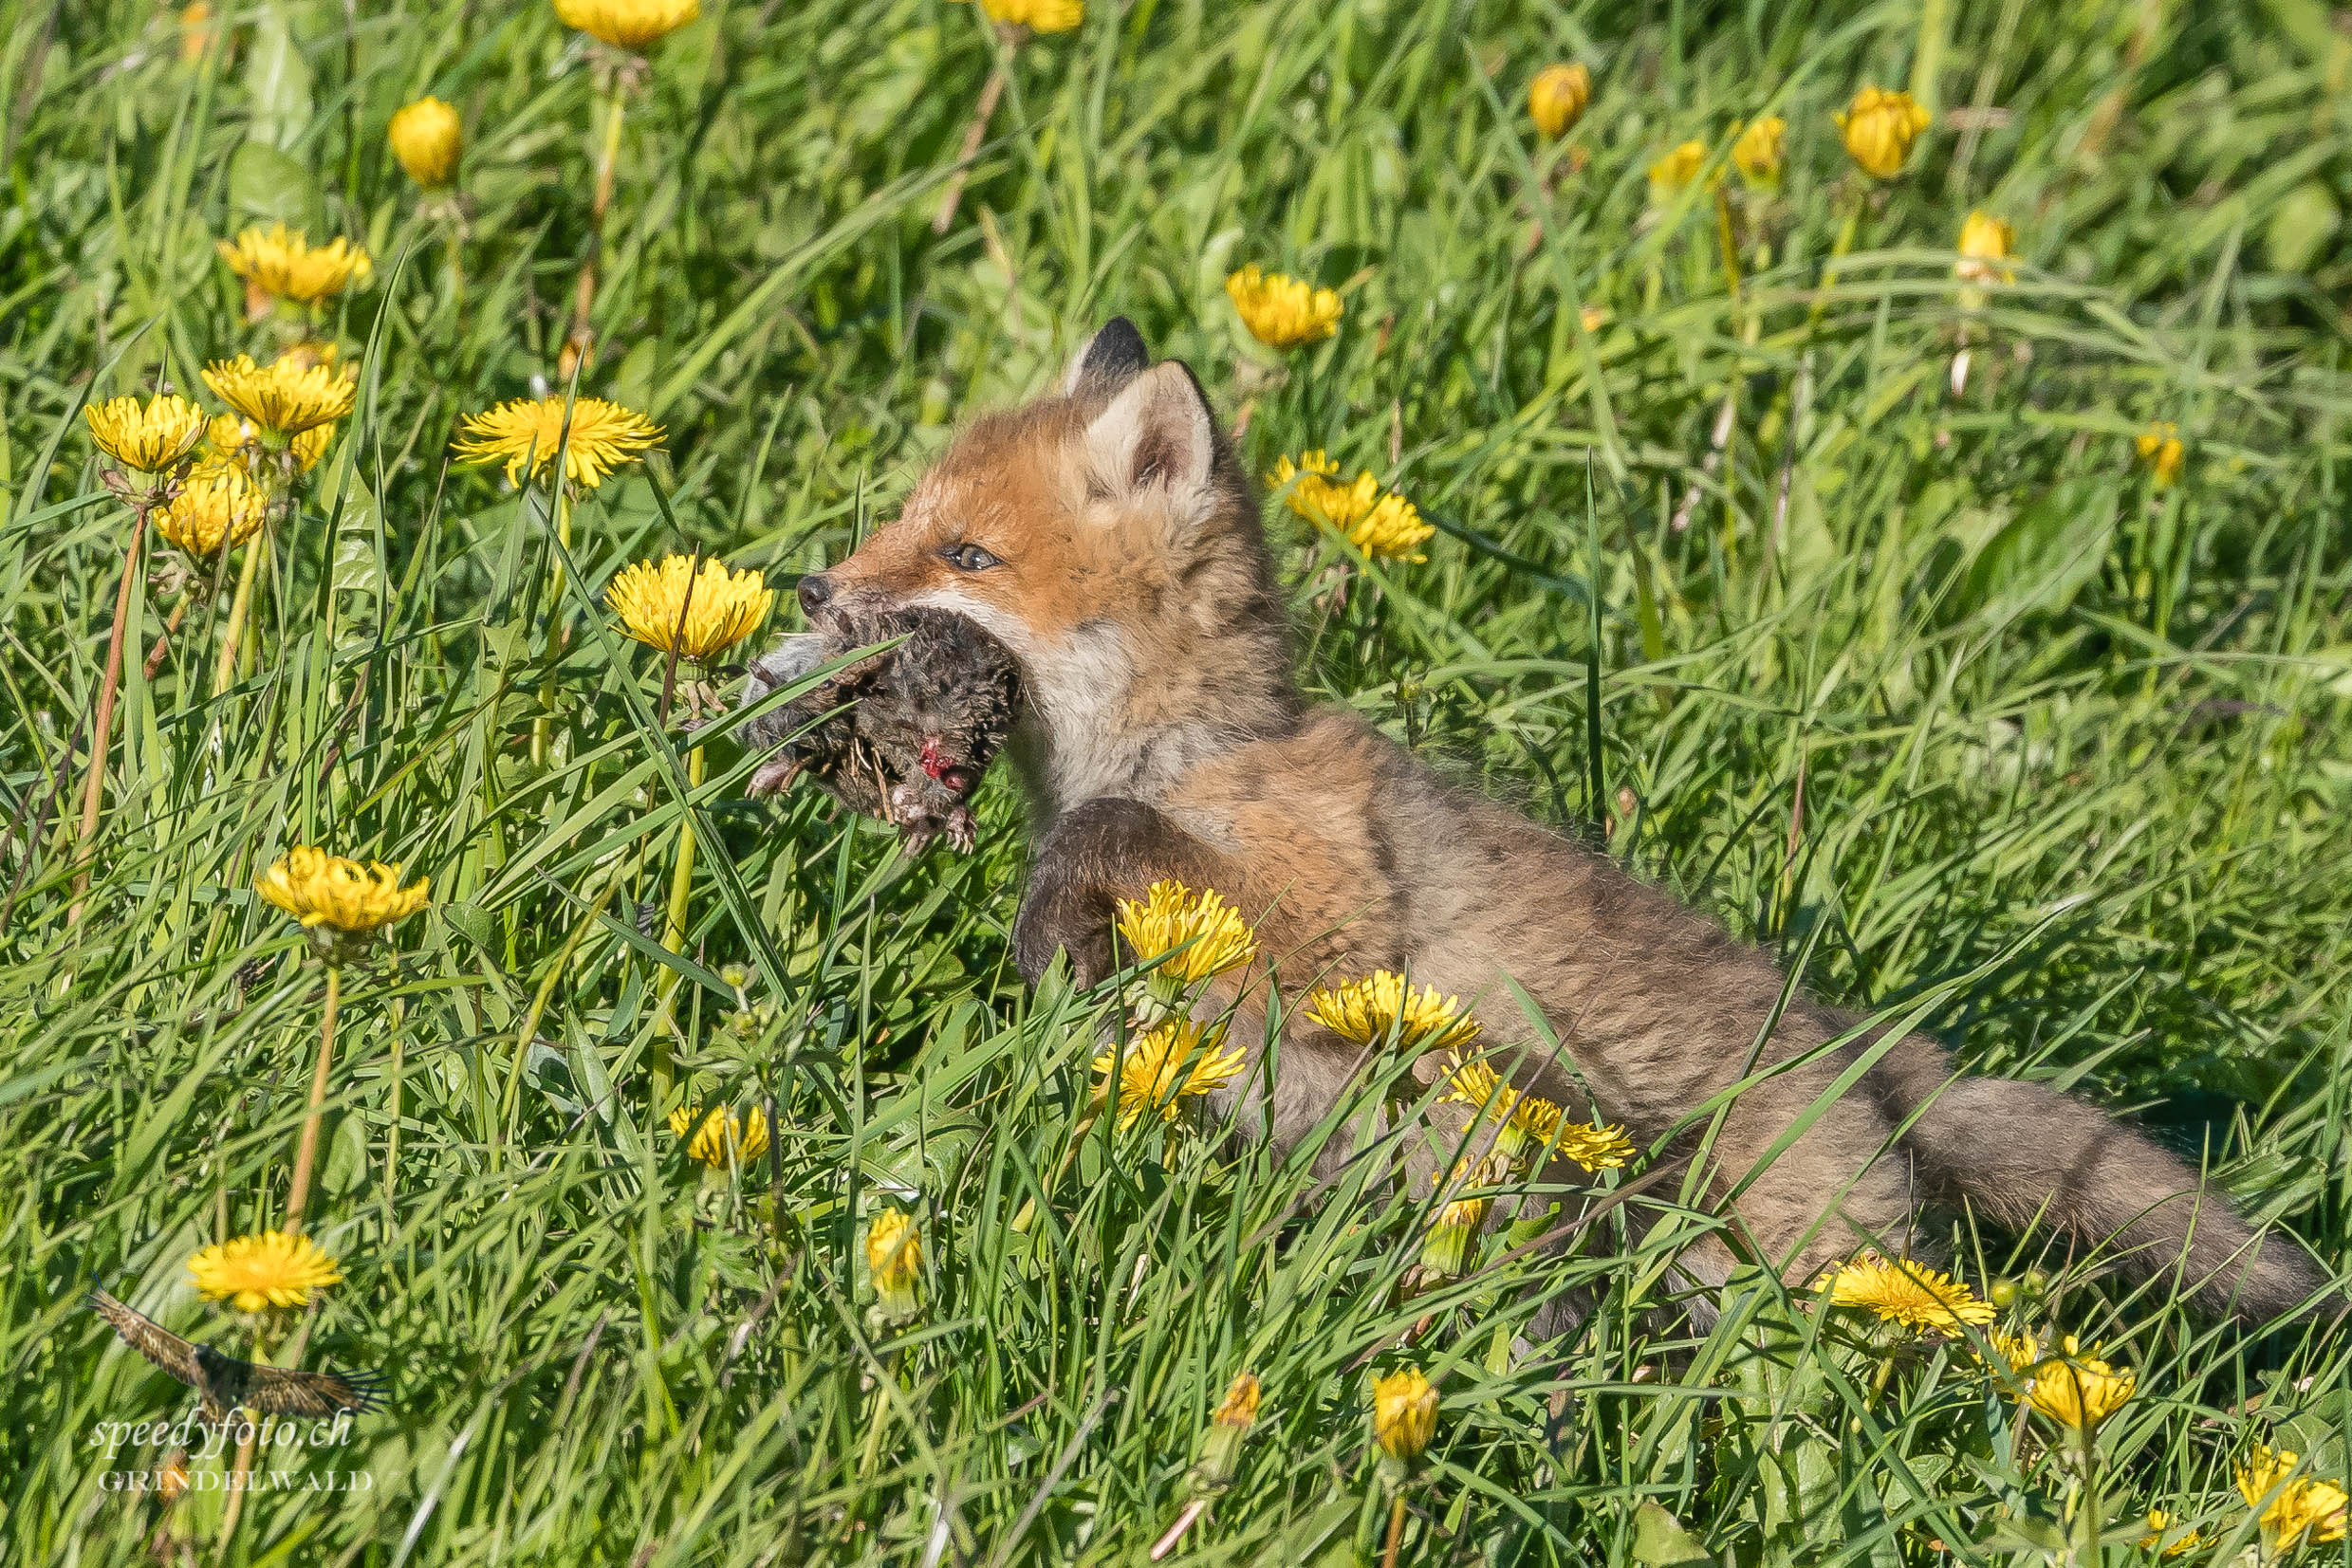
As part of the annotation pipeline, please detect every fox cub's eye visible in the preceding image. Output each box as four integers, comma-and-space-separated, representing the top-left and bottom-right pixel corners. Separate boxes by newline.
940, 542, 1002, 573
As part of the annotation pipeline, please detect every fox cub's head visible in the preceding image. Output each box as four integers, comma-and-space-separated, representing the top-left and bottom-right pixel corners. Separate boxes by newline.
799, 319, 1298, 809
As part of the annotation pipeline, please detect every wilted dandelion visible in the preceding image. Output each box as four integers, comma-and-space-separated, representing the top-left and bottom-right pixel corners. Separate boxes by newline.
1372, 1365, 1437, 1465
1115, 879, 1257, 987
1527, 63, 1590, 139
1225, 266, 1343, 350
668, 1103, 769, 1168
2138, 423, 2184, 489
257, 846, 430, 935
1647, 139, 1707, 197
187, 1231, 343, 1313
203, 354, 357, 437
215, 224, 373, 305
1732, 116, 1786, 190
605, 555, 775, 661
1093, 1020, 1246, 1130
389, 97, 462, 188
2239, 1448, 2349, 1551
1815, 1253, 1994, 1333
555, 0, 700, 50
157, 462, 266, 556
83, 395, 206, 473
1306, 970, 1481, 1053
1835, 85, 1931, 179
980, 0, 1083, 30
1267, 452, 1434, 563
454, 395, 662, 489
864, 1209, 924, 1325
1956, 211, 2016, 286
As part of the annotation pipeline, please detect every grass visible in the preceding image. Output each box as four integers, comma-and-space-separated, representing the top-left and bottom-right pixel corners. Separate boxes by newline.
6, 0, 2352, 1561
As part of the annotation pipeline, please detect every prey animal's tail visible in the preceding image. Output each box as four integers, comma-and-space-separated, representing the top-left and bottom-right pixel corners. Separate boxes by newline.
1872, 1040, 2333, 1323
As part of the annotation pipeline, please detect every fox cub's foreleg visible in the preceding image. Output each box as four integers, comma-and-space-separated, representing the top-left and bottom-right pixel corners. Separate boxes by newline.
1013, 799, 1236, 987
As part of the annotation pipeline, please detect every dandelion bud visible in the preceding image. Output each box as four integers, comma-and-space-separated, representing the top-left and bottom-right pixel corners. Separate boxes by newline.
389, 97, 463, 190
1192, 1372, 1261, 1490
1731, 117, 1787, 191
1527, 63, 1591, 140
864, 1209, 924, 1326
1371, 1367, 1438, 1475
2137, 423, 2184, 489
1647, 140, 1706, 199
1834, 85, 1931, 180
1417, 1160, 1497, 1280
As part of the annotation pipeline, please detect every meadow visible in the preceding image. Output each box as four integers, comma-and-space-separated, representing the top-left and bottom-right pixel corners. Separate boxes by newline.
6, 0, 2352, 1561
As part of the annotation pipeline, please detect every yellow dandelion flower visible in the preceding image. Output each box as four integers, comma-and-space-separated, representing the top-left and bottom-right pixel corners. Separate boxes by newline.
1732, 116, 1787, 189
202, 353, 357, 437
2240, 1448, 2350, 1551
980, 0, 1083, 30
2139, 1511, 2206, 1558
208, 412, 332, 474
1371, 1366, 1438, 1463
1978, 1329, 2041, 1380
1212, 1372, 1261, 1430
1092, 1020, 1247, 1130
1648, 139, 1707, 197
604, 554, 775, 661
554, 0, 699, 50
453, 394, 662, 490
1957, 211, 2016, 286
1555, 1117, 1635, 1172
866, 1209, 922, 1290
157, 462, 266, 556
1815, 1252, 1995, 1333
1225, 266, 1343, 350
1835, 85, 1931, 180
2023, 1335, 2136, 1430
186, 1230, 343, 1313
864, 1209, 925, 1324
1306, 970, 1481, 1053
255, 845, 430, 934
1115, 879, 1258, 986
667, 1103, 769, 1167
389, 97, 462, 189
1192, 1369, 1260, 1489
1268, 455, 1433, 563
1528, 63, 1591, 140
2138, 423, 2184, 489
178, 1, 215, 63
84, 394, 207, 472
215, 224, 373, 305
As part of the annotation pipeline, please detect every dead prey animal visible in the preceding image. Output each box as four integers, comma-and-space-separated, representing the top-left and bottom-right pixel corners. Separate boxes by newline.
737, 608, 1022, 855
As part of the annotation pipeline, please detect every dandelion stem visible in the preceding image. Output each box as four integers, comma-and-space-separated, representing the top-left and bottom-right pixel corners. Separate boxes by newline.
652, 746, 705, 1113
283, 964, 342, 1235
564, 79, 630, 372
931, 30, 1015, 234
1380, 1492, 1408, 1568
213, 534, 264, 696
67, 507, 147, 925
1152, 1498, 1213, 1561
141, 595, 193, 681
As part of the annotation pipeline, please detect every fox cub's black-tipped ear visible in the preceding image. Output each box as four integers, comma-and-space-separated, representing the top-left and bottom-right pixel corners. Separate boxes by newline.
1063, 317, 1150, 398
1083, 360, 1214, 501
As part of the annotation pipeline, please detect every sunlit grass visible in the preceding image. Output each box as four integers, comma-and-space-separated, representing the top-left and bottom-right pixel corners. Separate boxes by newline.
5, 0, 2352, 1563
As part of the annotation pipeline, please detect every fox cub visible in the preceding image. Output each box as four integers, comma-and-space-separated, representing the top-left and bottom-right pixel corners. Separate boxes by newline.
779, 317, 2324, 1322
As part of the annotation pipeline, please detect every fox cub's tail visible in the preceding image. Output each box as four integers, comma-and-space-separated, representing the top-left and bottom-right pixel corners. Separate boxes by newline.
1874, 1043, 2332, 1323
